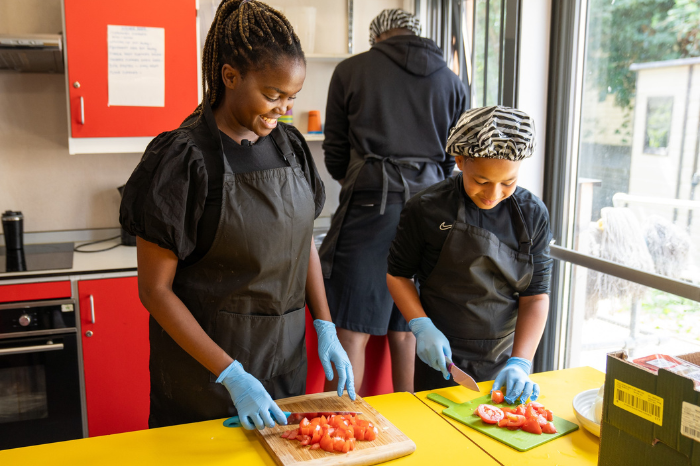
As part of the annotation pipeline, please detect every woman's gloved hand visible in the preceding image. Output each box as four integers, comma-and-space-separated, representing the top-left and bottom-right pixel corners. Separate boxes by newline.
408, 317, 452, 380
492, 357, 540, 404
217, 360, 287, 430
313, 319, 356, 400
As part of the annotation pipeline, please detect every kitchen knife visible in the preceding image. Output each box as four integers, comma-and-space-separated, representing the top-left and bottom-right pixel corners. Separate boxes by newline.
223, 411, 363, 428
447, 362, 481, 392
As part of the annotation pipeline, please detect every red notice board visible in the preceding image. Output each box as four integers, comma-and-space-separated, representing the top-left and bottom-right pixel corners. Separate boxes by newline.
64, 0, 198, 138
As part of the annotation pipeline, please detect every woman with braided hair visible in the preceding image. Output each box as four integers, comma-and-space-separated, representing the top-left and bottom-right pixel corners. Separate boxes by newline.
120, 0, 354, 430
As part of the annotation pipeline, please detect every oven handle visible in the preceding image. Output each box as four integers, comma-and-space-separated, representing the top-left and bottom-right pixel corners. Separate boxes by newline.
0, 342, 65, 356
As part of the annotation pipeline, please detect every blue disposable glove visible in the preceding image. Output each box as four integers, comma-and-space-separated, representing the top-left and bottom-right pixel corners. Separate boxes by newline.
313, 319, 356, 400
408, 317, 452, 380
217, 360, 287, 430
491, 357, 540, 404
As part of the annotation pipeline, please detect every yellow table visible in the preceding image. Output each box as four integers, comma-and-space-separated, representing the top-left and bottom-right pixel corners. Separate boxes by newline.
416, 366, 604, 466
0, 392, 498, 465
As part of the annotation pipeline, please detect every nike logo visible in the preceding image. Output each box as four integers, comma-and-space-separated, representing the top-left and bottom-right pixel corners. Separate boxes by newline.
439, 222, 453, 230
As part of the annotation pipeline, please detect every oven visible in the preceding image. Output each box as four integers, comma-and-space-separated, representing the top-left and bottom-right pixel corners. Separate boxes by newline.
0, 299, 84, 450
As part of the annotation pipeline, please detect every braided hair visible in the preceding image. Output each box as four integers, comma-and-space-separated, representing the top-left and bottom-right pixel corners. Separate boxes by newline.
196, 0, 305, 114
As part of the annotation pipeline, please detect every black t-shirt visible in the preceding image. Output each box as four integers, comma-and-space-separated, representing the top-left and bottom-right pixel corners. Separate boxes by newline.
387, 173, 553, 296
119, 123, 325, 264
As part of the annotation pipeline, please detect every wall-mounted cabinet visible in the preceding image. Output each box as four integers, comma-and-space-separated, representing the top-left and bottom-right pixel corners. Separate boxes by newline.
62, 0, 199, 154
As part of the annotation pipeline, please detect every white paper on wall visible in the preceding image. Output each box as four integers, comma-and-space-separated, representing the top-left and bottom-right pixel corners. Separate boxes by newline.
107, 25, 165, 107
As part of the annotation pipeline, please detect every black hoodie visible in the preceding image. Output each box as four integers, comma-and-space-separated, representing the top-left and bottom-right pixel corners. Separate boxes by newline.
322, 34, 468, 196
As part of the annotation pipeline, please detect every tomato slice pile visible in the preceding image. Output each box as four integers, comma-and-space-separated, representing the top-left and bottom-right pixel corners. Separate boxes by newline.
280, 414, 379, 453
475, 401, 558, 435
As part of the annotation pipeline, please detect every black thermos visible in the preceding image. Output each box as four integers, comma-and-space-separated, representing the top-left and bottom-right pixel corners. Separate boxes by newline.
2, 211, 24, 250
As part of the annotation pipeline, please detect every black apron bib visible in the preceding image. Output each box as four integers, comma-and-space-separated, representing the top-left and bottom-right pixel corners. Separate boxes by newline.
414, 188, 535, 392
148, 102, 315, 427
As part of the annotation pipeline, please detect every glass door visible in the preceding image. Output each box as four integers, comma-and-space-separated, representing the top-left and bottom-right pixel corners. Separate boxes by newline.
556, 0, 700, 371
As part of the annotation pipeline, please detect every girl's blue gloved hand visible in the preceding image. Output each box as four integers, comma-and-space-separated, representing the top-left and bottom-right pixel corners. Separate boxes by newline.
313, 319, 356, 400
408, 317, 452, 380
217, 360, 287, 430
492, 357, 540, 404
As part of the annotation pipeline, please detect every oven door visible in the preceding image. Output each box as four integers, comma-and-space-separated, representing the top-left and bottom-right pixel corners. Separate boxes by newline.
0, 332, 83, 450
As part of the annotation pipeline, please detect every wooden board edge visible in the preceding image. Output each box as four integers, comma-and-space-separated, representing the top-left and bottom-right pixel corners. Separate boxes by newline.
283, 439, 417, 466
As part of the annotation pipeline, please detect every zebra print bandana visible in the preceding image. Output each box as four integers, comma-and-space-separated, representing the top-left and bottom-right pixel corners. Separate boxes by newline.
369, 9, 421, 46
446, 106, 536, 161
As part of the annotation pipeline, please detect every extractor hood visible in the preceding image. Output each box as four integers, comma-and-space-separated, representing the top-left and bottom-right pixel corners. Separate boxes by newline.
0, 34, 64, 73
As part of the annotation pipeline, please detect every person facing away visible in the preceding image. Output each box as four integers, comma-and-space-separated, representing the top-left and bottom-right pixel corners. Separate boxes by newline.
119, 0, 355, 431
318, 8, 468, 394
387, 106, 553, 403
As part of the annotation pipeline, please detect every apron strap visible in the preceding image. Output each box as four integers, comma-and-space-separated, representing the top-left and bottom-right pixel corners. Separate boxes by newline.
364, 154, 423, 215
509, 196, 533, 255
269, 127, 300, 168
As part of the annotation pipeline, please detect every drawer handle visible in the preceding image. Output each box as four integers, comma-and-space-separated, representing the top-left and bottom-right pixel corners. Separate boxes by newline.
89, 294, 95, 324
0, 342, 64, 356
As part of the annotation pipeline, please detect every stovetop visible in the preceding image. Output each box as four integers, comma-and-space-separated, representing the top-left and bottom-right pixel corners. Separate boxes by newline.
0, 242, 74, 273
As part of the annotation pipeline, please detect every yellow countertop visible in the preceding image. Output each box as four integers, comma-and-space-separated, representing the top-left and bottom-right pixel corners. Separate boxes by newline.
0, 391, 498, 465
416, 366, 604, 466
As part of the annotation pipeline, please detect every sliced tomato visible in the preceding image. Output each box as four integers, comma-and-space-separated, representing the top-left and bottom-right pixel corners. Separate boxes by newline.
341, 440, 351, 453
505, 413, 526, 427
522, 417, 542, 435
529, 401, 544, 409
320, 415, 328, 426
542, 422, 558, 434
333, 436, 346, 452
348, 438, 356, 450
319, 434, 334, 452
491, 390, 505, 404
536, 414, 548, 426
525, 405, 537, 420
507, 425, 521, 431
355, 425, 366, 441
500, 406, 516, 414
477, 404, 505, 424
300, 437, 311, 446
310, 443, 321, 450
544, 409, 554, 422
515, 404, 527, 416
286, 428, 299, 440
498, 418, 509, 427
365, 426, 378, 441
310, 425, 323, 443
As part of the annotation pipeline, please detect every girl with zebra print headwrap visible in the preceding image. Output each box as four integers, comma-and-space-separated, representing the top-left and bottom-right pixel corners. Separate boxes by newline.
369, 9, 422, 45
387, 106, 553, 400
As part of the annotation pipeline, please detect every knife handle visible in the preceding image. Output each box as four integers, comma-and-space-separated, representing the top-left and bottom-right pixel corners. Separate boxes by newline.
223, 411, 292, 428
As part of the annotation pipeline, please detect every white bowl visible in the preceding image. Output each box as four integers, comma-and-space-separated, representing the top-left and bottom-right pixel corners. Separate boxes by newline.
572, 388, 601, 437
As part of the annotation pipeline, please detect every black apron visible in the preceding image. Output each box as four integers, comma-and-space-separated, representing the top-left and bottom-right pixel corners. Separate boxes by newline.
414, 191, 535, 392
319, 148, 440, 279
148, 101, 315, 428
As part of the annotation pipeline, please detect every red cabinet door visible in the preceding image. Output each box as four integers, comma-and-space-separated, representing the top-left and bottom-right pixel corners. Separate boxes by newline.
78, 277, 150, 436
64, 0, 198, 138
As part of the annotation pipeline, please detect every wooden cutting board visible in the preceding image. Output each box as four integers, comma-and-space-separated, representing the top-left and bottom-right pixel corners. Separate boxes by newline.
254, 392, 415, 466
427, 393, 579, 452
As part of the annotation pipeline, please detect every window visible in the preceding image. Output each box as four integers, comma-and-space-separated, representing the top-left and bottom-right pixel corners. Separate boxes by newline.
643, 96, 673, 156
545, 0, 700, 372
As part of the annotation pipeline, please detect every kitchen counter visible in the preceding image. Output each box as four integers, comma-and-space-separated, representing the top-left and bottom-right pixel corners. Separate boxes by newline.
416, 366, 604, 466
0, 391, 499, 465
0, 238, 137, 280
0, 224, 331, 281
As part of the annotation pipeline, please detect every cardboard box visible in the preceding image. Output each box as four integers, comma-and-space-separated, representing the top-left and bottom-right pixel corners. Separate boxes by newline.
599, 351, 700, 466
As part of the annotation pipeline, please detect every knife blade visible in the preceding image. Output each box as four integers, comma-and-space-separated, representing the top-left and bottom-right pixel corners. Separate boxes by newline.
223, 410, 363, 428
448, 362, 481, 392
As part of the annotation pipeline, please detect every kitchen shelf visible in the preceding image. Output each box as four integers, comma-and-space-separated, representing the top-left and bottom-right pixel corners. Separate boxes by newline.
301, 133, 324, 142
306, 53, 353, 62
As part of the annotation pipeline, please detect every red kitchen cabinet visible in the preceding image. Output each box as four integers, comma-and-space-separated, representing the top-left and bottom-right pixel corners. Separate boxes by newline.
0, 280, 71, 303
63, 0, 198, 153
78, 277, 150, 437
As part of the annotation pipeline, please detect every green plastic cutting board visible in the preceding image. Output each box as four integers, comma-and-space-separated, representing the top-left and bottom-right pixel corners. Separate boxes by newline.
427, 393, 579, 452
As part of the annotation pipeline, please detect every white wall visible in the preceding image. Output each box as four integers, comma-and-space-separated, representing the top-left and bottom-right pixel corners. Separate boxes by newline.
516, 0, 552, 198
0, 0, 404, 233
0, 0, 142, 233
